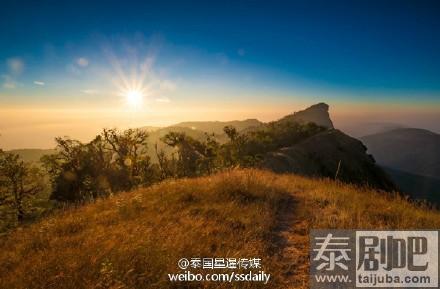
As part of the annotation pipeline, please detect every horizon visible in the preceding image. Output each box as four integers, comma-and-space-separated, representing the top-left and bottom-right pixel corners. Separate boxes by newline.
1, 0, 440, 149
2, 101, 439, 150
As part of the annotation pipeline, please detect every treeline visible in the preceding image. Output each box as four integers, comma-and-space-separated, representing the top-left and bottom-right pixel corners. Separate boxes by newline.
0, 120, 326, 225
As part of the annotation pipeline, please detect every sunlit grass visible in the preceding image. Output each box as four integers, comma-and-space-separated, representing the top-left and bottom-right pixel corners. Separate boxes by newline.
1, 169, 440, 288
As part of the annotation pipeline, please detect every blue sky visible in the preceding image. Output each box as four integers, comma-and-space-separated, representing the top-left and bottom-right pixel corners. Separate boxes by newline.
0, 0, 439, 148
2, 0, 440, 94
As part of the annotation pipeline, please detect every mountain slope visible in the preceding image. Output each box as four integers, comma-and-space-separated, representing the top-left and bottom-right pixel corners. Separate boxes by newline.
383, 167, 440, 205
143, 119, 263, 161
262, 129, 396, 191
6, 148, 56, 163
339, 122, 405, 138
1, 169, 439, 289
361, 128, 440, 178
260, 103, 395, 191
172, 119, 263, 134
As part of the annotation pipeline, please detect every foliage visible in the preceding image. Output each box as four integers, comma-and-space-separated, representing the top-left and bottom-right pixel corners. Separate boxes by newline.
41, 129, 158, 202
158, 119, 327, 176
160, 131, 220, 177
0, 150, 44, 224
9, 120, 326, 205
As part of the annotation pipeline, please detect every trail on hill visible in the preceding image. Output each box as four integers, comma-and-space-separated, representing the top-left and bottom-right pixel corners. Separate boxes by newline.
274, 191, 310, 289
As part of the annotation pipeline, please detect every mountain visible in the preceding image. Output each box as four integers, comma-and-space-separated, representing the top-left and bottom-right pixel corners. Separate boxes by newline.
339, 122, 405, 138
151, 103, 395, 191
262, 129, 396, 191
261, 103, 395, 191
4, 104, 395, 192
6, 149, 56, 163
138, 125, 162, 132
277, 102, 334, 128
143, 119, 263, 161
1, 169, 439, 289
172, 119, 263, 134
361, 128, 440, 179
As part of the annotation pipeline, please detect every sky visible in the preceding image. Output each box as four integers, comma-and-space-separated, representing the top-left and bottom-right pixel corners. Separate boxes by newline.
0, 0, 439, 149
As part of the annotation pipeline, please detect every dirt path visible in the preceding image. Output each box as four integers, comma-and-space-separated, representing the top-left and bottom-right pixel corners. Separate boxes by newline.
274, 193, 311, 288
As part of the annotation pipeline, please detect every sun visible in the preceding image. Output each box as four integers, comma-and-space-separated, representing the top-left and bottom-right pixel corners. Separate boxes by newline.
125, 90, 143, 107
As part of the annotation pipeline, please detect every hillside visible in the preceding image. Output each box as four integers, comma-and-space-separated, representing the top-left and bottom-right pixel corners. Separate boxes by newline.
172, 119, 263, 135
6, 148, 56, 163
382, 167, 440, 206
262, 129, 395, 191
1, 169, 439, 289
260, 103, 395, 191
339, 122, 405, 138
361, 128, 440, 178
143, 119, 262, 161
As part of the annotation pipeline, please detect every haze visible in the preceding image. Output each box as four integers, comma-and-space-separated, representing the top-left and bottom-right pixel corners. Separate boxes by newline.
1, 1, 439, 149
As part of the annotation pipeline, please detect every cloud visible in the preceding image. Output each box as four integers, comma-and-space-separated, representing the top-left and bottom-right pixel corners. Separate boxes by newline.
34, 80, 45, 86
7, 58, 24, 75
2, 75, 16, 89
237, 48, 246, 56
81, 89, 99, 95
155, 97, 171, 103
76, 57, 89, 67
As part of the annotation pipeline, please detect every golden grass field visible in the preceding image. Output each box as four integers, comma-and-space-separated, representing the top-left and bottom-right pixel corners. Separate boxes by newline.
1, 169, 440, 288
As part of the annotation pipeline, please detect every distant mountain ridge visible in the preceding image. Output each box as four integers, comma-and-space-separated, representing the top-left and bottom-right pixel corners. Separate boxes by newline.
339, 122, 405, 138
172, 119, 263, 134
361, 128, 440, 179
6, 149, 56, 163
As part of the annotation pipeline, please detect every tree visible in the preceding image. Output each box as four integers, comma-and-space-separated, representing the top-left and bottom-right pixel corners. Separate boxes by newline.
41, 136, 114, 202
223, 126, 238, 141
42, 128, 154, 202
161, 132, 211, 177
102, 128, 151, 189
0, 151, 43, 222
154, 143, 178, 180
220, 126, 251, 167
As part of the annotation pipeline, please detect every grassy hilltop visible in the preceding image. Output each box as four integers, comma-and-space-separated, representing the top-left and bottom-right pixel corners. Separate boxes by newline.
1, 169, 439, 289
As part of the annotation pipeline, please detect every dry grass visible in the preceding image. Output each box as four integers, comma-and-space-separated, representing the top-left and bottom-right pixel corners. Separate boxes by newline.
1, 169, 440, 289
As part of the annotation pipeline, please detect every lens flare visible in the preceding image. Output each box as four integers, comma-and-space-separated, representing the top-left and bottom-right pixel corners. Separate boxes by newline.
125, 90, 143, 107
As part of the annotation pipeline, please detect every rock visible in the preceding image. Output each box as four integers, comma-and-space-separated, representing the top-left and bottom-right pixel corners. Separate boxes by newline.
278, 102, 334, 128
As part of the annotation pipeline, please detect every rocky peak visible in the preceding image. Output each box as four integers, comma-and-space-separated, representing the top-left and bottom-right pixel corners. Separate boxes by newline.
279, 102, 334, 129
